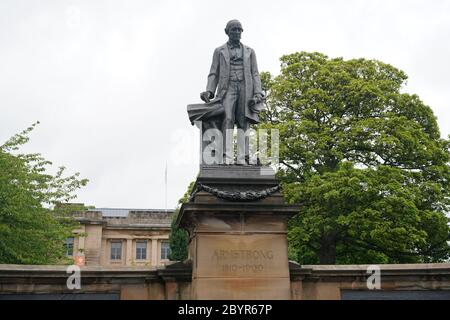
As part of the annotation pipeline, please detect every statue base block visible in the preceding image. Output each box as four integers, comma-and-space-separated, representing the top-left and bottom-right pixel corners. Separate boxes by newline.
177, 165, 299, 300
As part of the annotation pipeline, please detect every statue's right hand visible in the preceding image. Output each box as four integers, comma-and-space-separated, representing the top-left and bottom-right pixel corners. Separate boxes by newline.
200, 91, 214, 103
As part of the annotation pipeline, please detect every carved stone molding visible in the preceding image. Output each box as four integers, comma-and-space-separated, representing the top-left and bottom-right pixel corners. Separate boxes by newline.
192, 183, 280, 202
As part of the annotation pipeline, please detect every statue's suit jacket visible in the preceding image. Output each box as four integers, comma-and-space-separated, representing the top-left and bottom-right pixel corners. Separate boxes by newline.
206, 42, 264, 124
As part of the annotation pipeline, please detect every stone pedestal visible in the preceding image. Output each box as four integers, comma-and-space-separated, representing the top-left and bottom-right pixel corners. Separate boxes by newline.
177, 166, 299, 300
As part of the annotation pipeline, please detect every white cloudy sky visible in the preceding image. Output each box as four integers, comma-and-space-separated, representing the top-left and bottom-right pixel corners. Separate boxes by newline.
0, 0, 449, 209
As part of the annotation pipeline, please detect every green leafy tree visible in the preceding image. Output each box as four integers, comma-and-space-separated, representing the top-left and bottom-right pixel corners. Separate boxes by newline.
0, 122, 88, 264
260, 52, 450, 264
168, 181, 194, 261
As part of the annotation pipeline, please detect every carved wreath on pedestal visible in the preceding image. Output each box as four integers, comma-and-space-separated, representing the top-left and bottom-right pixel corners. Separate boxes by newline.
191, 183, 280, 202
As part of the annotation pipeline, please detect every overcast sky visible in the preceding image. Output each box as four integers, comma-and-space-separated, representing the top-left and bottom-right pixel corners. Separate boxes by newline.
1, 0, 449, 210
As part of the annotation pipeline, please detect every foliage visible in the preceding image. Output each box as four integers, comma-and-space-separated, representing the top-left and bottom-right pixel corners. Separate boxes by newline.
0, 122, 88, 264
260, 52, 450, 264
168, 181, 194, 261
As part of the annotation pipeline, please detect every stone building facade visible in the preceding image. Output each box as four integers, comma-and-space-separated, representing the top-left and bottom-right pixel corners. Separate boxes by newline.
67, 208, 173, 267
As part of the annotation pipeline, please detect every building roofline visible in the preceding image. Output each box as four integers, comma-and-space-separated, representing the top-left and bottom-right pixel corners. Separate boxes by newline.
91, 208, 175, 212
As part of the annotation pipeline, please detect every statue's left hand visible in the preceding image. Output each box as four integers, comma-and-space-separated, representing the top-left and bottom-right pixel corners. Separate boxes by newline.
248, 93, 264, 109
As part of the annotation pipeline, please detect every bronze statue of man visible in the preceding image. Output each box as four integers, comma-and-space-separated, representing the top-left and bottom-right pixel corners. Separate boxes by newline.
200, 20, 264, 164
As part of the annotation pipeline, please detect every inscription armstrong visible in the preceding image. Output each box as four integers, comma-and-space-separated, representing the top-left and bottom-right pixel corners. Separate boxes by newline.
211, 250, 275, 273
212, 249, 274, 261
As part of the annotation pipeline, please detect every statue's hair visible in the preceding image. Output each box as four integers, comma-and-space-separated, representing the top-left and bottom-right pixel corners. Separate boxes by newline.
225, 20, 243, 34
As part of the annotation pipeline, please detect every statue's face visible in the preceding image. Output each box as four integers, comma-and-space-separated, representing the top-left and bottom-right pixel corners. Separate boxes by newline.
227, 23, 243, 42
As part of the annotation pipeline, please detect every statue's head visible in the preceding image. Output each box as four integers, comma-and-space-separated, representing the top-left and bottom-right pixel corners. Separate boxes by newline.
225, 19, 243, 42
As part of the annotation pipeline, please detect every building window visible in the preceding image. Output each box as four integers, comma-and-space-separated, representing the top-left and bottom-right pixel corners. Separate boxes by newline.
161, 241, 170, 260
110, 241, 122, 260
64, 237, 74, 257
136, 240, 147, 260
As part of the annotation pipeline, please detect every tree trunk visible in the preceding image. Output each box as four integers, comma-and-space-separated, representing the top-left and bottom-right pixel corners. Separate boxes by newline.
318, 235, 337, 264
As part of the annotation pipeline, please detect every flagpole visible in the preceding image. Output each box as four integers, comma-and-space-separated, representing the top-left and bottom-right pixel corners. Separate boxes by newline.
164, 162, 167, 213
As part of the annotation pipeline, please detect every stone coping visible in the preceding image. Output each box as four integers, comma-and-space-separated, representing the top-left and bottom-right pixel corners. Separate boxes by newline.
289, 261, 450, 281
301, 263, 450, 270
2, 262, 449, 273
1, 262, 449, 287
199, 165, 276, 179
0, 261, 192, 284
0, 264, 161, 272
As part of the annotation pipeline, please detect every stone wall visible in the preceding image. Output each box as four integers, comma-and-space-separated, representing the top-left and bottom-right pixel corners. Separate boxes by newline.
1, 262, 449, 300
290, 262, 450, 300
0, 262, 191, 300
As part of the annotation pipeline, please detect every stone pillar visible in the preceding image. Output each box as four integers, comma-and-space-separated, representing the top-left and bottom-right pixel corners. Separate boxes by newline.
151, 239, 158, 266
75, 226, 86, 266
126, 239, 133, 266
162, 277, 179, 300
177, 166, 299, 300
77, 231, 85, 252
100, 238, 107, 265
84, 224, 103, 266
